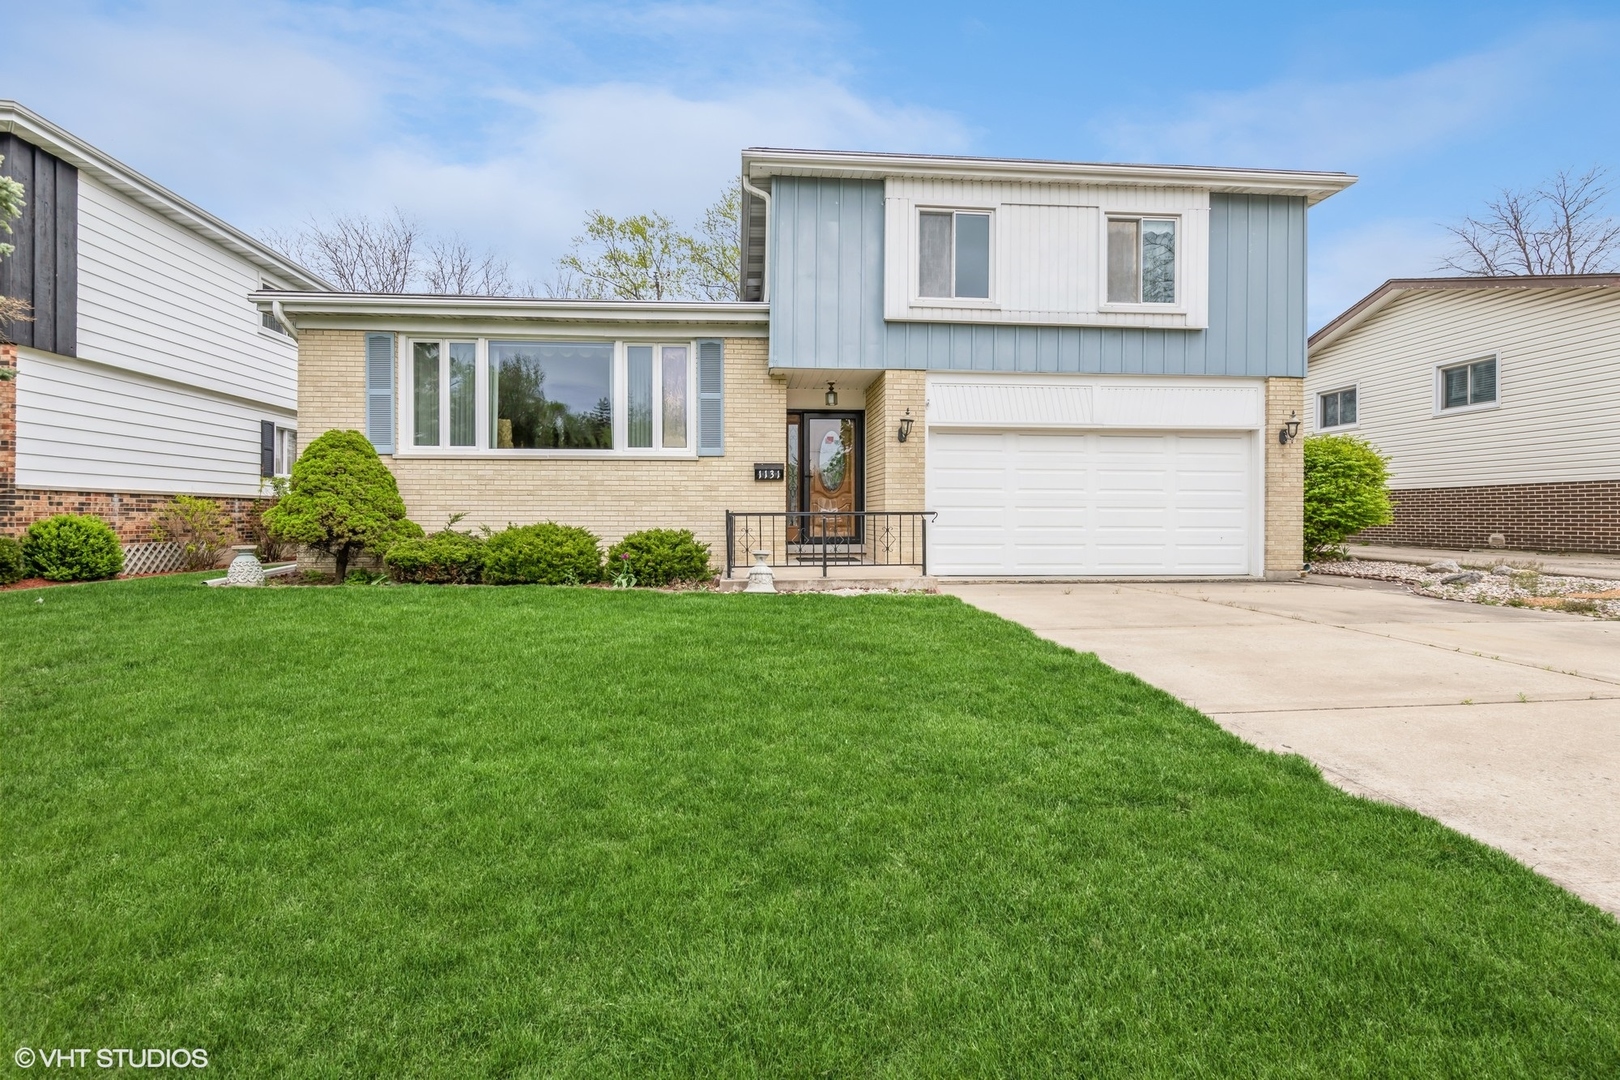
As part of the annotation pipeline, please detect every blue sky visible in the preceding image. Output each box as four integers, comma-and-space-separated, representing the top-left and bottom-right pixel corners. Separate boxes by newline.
7, 1, 1620, 326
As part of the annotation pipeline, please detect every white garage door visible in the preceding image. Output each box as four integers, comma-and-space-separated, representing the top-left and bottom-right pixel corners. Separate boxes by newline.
927, 430, 1254, 576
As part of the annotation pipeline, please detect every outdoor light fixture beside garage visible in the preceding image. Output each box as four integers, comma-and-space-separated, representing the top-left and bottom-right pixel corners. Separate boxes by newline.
1278, 411, 1302, 445
897, 409, 913, 442
825, 382, 838, 406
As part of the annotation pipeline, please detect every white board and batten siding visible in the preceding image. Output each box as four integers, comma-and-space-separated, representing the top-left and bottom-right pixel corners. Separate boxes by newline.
15, 172, 297, 497
883, 178, 1210, 329
925, 374, 1264, 577
1306, 287, 1620, 488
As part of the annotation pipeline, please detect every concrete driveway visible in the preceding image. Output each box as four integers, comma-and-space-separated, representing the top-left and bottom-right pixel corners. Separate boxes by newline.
944, 578, 1620, 915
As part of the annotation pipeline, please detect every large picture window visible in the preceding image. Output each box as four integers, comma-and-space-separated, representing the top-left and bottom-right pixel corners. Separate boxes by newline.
411, 340, 477, 448
918, 210, 991, 300
489, 342, 614, 449
1107, 217, 1177, 304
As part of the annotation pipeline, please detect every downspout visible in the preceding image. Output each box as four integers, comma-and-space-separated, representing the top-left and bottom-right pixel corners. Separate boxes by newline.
741, 175, 771, 304
271, 299, 298, 340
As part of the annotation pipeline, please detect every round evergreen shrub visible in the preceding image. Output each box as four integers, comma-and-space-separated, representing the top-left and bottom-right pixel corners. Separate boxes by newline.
384, 529, 487, 584
1303, 434, 1394, 559
482, 523, 602, 585
607, 528, 713, 586
21, 514, 125, 581
0, 535, 26, 585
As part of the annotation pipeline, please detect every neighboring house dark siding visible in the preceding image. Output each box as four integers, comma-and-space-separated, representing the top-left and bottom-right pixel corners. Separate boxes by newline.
0, 133, 77, 357
766, 177, 1308, 377
1355, 480, 1620, 555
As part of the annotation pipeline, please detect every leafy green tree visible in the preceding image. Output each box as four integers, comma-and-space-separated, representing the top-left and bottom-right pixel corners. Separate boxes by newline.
552, 183, 740, 301
1303, 435, 1394, 559
262, 430, 422, 580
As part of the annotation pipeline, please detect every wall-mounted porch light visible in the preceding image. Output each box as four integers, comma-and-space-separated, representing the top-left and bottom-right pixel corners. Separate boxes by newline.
825, 382, 838, 407
1278, 411, 1302, 445
897, 409, 913, 443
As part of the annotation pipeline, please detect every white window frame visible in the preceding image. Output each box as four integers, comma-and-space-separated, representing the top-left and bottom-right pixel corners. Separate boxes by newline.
913, 206, 997, 308
1099, 213, 1183, 312
396, 336, 697, 459
272, 425, 298, 477
1433, 352, 1501, 417
1316, 384, 1360, 432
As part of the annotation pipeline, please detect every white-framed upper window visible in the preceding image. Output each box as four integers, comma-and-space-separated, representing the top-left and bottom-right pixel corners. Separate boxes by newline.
401, 338, 695, 455
273, 426, 297, 476
917, 209, 992, 300
1106, 216, 1177, 305
1435, 354, 1498, 414
1318, 386, 1358, 431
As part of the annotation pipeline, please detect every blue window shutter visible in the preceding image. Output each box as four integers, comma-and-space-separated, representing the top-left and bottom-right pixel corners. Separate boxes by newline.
365, 333, 395, 453
697, 338, 724, 456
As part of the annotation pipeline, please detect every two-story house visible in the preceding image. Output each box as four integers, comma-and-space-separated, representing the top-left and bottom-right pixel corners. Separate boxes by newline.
0, 102, 327, 569
268, 149, 1352, 579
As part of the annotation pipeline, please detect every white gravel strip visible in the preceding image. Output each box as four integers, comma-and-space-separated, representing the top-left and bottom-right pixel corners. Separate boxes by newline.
1310, 558, 1620, 619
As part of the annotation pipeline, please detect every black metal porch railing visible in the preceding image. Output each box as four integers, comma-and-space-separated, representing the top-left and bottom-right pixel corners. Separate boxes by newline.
725, 511, 936, 577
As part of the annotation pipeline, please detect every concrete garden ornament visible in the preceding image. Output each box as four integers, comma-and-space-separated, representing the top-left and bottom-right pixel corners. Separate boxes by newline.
744, 551, 776, 593
224, 545, 266, 587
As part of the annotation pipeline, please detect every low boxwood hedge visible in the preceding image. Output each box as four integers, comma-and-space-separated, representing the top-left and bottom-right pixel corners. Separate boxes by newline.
384, 529, 487, 584
482, 523, 602, 585
606, 528, 713, 587
21, 514, 125, 581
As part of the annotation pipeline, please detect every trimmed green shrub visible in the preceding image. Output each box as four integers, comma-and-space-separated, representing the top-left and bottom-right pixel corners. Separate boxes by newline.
384, 528, 486, 584
153, 494, 234, 571
21, 514, 125, 581
261, 429, 422, 581
607, 528, 713, 586
483, 523, 602, 585
0, 535, 26, 585
1303, 434, 1394, 559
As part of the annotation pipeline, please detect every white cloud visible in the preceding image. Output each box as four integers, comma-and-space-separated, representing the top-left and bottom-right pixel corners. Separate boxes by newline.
1309, 219, 1453, 329
2, 0, 969, 285
1094, 24, 1612, 170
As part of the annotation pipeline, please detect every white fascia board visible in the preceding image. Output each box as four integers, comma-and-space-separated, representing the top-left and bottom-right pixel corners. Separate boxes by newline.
742, 148, 1356, 206
258, 292, 771, 334
0, 100, 331, 290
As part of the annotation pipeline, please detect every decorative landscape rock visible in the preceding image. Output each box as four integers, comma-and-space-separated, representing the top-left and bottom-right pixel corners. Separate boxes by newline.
1490, 564, 1515, 576
1425, 559, 1462, 573
1437, 571, 1484, 586
1312, 558, 1619, 620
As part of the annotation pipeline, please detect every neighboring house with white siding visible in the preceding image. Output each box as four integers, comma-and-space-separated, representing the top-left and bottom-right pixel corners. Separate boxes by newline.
0, 101, 326, 564
1306, 275, 1620, 555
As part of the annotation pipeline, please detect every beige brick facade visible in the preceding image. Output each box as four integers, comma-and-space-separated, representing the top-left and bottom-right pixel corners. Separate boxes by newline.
862, 370, 926, 512
1264, 376, 1305, 578
296, 330, 784, 571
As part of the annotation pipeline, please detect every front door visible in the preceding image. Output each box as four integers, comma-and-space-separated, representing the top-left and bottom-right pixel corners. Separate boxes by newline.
787, 411, 862, 542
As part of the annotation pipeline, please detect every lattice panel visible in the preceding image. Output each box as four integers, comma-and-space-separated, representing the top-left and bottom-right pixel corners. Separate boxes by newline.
121, 542, 186, 576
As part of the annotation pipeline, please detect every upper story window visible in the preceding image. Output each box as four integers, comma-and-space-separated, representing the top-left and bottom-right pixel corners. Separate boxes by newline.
1106, 217, 1177, 305
1437, 355, 1498, 412
918, 210, 991, 300
260, 309, 292, 337
1318, 386, 1357, 430
400, 338, 696, 455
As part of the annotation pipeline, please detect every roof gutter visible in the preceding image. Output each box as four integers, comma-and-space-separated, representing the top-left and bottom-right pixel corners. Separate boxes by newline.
740, 175, 771, 303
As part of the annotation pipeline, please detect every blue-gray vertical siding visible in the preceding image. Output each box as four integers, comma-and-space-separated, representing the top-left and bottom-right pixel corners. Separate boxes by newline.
768, 178, 1307, 378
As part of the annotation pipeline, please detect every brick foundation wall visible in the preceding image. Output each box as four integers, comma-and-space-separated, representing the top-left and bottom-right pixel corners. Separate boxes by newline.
1355, 480, 1620, 555
1264, 377, 1305, 577
0, 343, 269, 548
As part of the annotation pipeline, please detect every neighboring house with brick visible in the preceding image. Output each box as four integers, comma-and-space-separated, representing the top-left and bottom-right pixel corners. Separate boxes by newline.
0, 101, 326, 569
1306, 275, 1620, 556
266, 149, 1353, 579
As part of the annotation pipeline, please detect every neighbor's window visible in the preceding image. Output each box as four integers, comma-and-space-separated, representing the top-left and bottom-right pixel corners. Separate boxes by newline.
919, 210, 991, 299
489, 341, 614, 449
273, 427, 297, 476
1319, 387, 1358, 429
1439, 356, 1497, 411
626, 344, 690, 449
411, 340, 478, 447
1107, 217, 1177, 304
261, 310, 291, 336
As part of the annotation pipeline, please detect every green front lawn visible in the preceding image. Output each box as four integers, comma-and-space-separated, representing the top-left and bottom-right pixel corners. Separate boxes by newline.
3, 576, 1618, 1076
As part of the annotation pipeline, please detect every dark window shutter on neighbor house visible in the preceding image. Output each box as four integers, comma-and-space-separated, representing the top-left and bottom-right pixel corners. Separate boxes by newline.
697, 339, 724, 456
365, 332, 396, 453
260, 420, 276, 478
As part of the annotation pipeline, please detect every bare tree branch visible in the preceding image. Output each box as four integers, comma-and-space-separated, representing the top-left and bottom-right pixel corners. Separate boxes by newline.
422, 235, 523, 296
263, 209, 420, 292
1441, 168, 1620, 276
550, 184, 742, 302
